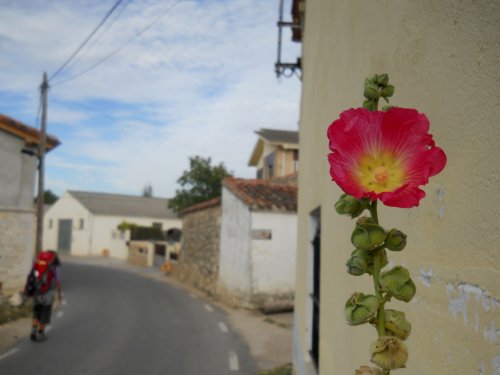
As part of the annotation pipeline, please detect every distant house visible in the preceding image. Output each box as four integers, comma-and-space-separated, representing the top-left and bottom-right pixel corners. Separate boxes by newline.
248, 128, 299, 181
43, 191, 181, 259
218, 177, 297, 309
0, 114, 60, 294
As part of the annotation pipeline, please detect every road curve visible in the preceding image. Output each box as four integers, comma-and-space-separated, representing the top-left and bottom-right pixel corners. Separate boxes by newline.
0, 261, 255, 375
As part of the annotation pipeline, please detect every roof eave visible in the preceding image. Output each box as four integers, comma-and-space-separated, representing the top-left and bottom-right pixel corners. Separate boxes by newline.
248, 138, 264, 166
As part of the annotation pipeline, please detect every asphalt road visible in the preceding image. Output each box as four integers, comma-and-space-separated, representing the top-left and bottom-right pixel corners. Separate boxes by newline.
0, 262, 256, 375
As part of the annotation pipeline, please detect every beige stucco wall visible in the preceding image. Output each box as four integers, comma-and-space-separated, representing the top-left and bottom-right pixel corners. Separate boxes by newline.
294, 1, 499, 374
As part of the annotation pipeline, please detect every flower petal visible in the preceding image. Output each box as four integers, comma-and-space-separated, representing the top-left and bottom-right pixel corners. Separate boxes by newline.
327, 107, 446, 208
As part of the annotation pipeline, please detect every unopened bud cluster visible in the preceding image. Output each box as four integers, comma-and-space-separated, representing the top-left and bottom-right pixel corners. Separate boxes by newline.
363, 73, 395, 112
334, 188, 414, 373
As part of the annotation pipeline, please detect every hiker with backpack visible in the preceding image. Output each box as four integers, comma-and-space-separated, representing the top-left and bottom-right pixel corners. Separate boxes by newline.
24, 250, 62, 342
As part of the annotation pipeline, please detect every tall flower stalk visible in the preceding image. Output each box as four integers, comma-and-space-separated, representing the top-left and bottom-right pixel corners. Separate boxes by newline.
328, 74, 447, 374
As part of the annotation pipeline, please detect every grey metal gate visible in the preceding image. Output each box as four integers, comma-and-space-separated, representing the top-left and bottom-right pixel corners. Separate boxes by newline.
57, 219, 72, 254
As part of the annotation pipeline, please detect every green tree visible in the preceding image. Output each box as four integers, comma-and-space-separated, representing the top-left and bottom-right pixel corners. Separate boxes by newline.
168, 156, 232, 213
34, 190, 59, 204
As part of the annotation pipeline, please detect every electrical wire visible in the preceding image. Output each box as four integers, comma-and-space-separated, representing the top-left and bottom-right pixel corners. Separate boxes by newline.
51, 0, 184, 87
59, 0, 131, 79
49, 0, 125, 82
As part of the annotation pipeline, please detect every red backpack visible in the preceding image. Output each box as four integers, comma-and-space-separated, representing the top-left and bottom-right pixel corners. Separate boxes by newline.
25, 251, 56, 296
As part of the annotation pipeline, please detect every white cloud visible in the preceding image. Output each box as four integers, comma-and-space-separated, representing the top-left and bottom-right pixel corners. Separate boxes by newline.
0, 0, 302, 197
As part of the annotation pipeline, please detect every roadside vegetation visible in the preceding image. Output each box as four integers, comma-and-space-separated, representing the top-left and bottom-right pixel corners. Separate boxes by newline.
0, 299, 32, 325
256, 363, 292, 375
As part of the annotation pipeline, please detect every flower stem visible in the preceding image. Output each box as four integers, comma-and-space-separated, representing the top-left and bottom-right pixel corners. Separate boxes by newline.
370, 200, 389, 374
369, 201, 386, 337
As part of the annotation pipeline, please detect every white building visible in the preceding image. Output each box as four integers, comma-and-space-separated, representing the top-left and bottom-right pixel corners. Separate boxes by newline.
218, 177, 297, 309
0, 114, 60, 294
44, 191, 181, 259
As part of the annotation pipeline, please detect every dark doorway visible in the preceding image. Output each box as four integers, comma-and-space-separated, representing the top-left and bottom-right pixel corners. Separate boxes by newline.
57, 219, 72, 254
154, 243, 166, 267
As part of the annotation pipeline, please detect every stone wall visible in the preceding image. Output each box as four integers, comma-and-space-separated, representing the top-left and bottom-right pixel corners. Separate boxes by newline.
0, 209, 35, 295
128, 241, 150, 267
174, 203, 221, 296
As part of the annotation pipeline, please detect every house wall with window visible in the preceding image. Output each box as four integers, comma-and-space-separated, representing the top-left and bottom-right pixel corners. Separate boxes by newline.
218, 180, 297, 309
44, 191, 181, 259
250, 211, 297, 299
249, 129, 299, 180
44, 192, 93, 256
293, 1, 499, 374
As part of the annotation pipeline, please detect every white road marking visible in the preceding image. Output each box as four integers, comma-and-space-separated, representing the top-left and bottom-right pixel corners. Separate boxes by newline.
0, 348, 19, 361
56, 311, 64, 318
218, 322, 229, 333
189, 293, 197, 299
228, 351, 239, 371
62, 300, 67, 306
204, 304, 213, 312
46, 326, 52, 333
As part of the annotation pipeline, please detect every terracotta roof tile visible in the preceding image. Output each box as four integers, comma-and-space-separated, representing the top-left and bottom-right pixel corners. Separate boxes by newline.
223, 177, 297, 212
181, 197, 221, 216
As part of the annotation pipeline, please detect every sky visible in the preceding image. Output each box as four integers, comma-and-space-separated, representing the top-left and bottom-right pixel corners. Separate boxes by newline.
0, 0, 301, 198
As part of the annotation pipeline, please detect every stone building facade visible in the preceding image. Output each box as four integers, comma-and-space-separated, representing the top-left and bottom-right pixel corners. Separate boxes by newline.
173, 198, 221, 296
0, 114, 59, 295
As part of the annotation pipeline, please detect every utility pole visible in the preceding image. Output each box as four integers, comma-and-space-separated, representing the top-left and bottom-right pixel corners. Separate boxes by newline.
35, 72, 49, 255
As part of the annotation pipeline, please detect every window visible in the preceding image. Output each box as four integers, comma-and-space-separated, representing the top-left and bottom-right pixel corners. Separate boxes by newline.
265, 152, 275, 179
152, 222, 163, 230
111, 230, 117, 239
308, 207, 321, 368
119, 231, 125, 240
48, 219, 53, 229
79, 219, 84, 229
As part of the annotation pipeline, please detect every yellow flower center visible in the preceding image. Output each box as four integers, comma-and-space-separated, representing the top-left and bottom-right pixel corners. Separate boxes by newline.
357, 152, 405, 193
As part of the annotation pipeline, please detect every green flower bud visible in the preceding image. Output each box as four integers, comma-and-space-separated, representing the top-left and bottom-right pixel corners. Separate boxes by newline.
385, 229, 407, 251
346, 249, 369, 276
351, 217, 386, 251
370, 336, 408, 370
375, 74, 389, 87
384, 309, 412, 340
335, 194, 366, 218
345, 292, 379, 325
354, 365, 383, 375
364, 82, 380, 100
379, 266, 417, 302
380, 85, 395, 98
363, 100, 377, 111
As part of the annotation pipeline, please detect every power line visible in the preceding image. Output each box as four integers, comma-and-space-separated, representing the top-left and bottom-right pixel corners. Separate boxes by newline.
59, 0, 131, 78
51, 0, 184, 87
49, 0, 125, 82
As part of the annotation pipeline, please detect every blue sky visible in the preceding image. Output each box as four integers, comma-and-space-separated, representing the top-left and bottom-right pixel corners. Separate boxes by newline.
0, 0, 301, 198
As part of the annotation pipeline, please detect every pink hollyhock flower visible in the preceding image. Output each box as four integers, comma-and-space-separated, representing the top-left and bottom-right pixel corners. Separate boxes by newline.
327, 107, 446, 208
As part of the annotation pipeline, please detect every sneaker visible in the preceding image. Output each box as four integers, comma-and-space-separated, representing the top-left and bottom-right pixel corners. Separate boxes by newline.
30, 333, 37, 342
36, 332, 47, 342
